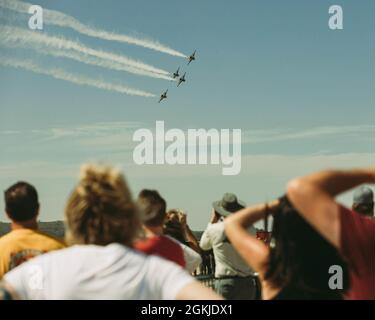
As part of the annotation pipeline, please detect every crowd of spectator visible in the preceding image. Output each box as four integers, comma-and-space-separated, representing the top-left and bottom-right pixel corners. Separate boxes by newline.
0, 164, 374, 300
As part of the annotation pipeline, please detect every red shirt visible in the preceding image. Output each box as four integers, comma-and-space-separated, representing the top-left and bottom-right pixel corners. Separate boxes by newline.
134, 235, 186, 268
340, 205, 375, 300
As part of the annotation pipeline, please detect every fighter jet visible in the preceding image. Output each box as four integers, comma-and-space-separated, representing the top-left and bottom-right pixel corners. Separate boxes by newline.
177, 73, 186, 87
187, 50, 196, 65
172, 67, 180, 79
158, 89, 168, 103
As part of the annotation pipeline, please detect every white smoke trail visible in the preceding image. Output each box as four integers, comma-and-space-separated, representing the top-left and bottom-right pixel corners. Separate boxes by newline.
40, 48, 174, 81
0, 56, 156, 97
0, 26, 170, 77
0, 0, 187, 58
0, 26, 174, 81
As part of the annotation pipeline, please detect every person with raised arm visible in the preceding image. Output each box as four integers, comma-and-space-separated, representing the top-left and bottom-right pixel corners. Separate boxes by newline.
200, 193, 258, 300
225, 196, 349, 300
287, 169, 375, 300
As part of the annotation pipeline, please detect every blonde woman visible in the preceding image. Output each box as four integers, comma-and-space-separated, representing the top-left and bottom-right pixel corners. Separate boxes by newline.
1, 164, 221, 300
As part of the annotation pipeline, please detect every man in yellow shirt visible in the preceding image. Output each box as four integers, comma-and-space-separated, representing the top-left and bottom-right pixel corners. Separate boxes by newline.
0, 182, 65, 279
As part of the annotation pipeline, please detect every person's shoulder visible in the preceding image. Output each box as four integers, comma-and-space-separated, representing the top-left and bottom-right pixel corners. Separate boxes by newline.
164, 234, 180, 244
106, 243, 150, 265
8, 244, 67, 270
0, 230, 26, 249
339, 204, 375, 244
205, 221, 224, 233
145, 250, 186, 271
3, 246, 68, 291
134, 235, 161, 251
209, 222, 225, 236
144, 235, 184, 255
125, 243, 175, 271
201, 223, 225, 244
27, 244, 116, 266
338, 205, 375, 265
31, 230, 66, 248
160, 235, 182, 247
339, 204, 375, 226
0, 231, 15, 246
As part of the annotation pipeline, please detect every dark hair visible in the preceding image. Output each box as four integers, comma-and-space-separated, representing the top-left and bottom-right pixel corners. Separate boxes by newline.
137, 189, 166, 227
4, 182, 39, 222
265, 196, 349, 299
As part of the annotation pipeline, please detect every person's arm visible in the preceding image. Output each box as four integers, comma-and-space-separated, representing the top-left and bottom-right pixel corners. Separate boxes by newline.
287, 169, 375, 248
199, 227, 212, 251
224, 200, 278, 275
180, 214, 201, 253
199, 210, 220, 251
180, 243, 202, 274
176, 281, 223, 300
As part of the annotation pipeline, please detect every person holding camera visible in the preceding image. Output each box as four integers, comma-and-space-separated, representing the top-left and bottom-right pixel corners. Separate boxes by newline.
200, 193, 257, 300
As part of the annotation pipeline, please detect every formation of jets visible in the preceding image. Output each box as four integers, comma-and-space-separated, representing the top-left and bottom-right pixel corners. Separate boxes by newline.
158, 50, 196, 103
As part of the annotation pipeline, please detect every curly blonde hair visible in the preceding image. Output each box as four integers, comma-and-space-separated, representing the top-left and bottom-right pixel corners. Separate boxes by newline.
65, 164, 141, 246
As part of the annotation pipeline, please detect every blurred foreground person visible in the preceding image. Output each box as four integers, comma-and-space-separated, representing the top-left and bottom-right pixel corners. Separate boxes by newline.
287, 169, 375, 299
134, 191, 202, 273
225, 196, 349, 300
0, 182, 65, 279
1, 164, 221, 300
352, 186, 374, 217
200, 193, 257, 300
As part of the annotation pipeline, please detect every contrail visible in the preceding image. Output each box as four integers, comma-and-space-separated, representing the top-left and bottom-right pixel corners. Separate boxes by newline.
0, 25, 171, 77
0, 26, 174, 81
0, 56, 156, 98
0, 0, 187, 58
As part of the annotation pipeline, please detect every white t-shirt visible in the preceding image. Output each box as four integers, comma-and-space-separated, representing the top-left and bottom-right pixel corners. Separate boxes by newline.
4, 243, 195, 300
200, 222, 255, 278
166, 236, 202, 274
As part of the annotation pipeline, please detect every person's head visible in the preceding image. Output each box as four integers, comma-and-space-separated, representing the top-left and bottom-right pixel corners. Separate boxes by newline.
265, 196, 349, 299
164, 209, 186, 244
352, 186, 374, 217
137, 189, 166, 228
212, 193, 245, 220
65, 164, 140, 246
4, 182, 39, 223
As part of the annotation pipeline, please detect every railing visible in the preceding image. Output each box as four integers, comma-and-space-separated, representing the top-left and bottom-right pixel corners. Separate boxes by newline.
194, 274, 216, 289
193, 250, 262, 299
193, 250, 216, 288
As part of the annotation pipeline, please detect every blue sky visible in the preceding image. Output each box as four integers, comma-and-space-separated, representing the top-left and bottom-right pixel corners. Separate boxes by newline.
1, 0, 375, 229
